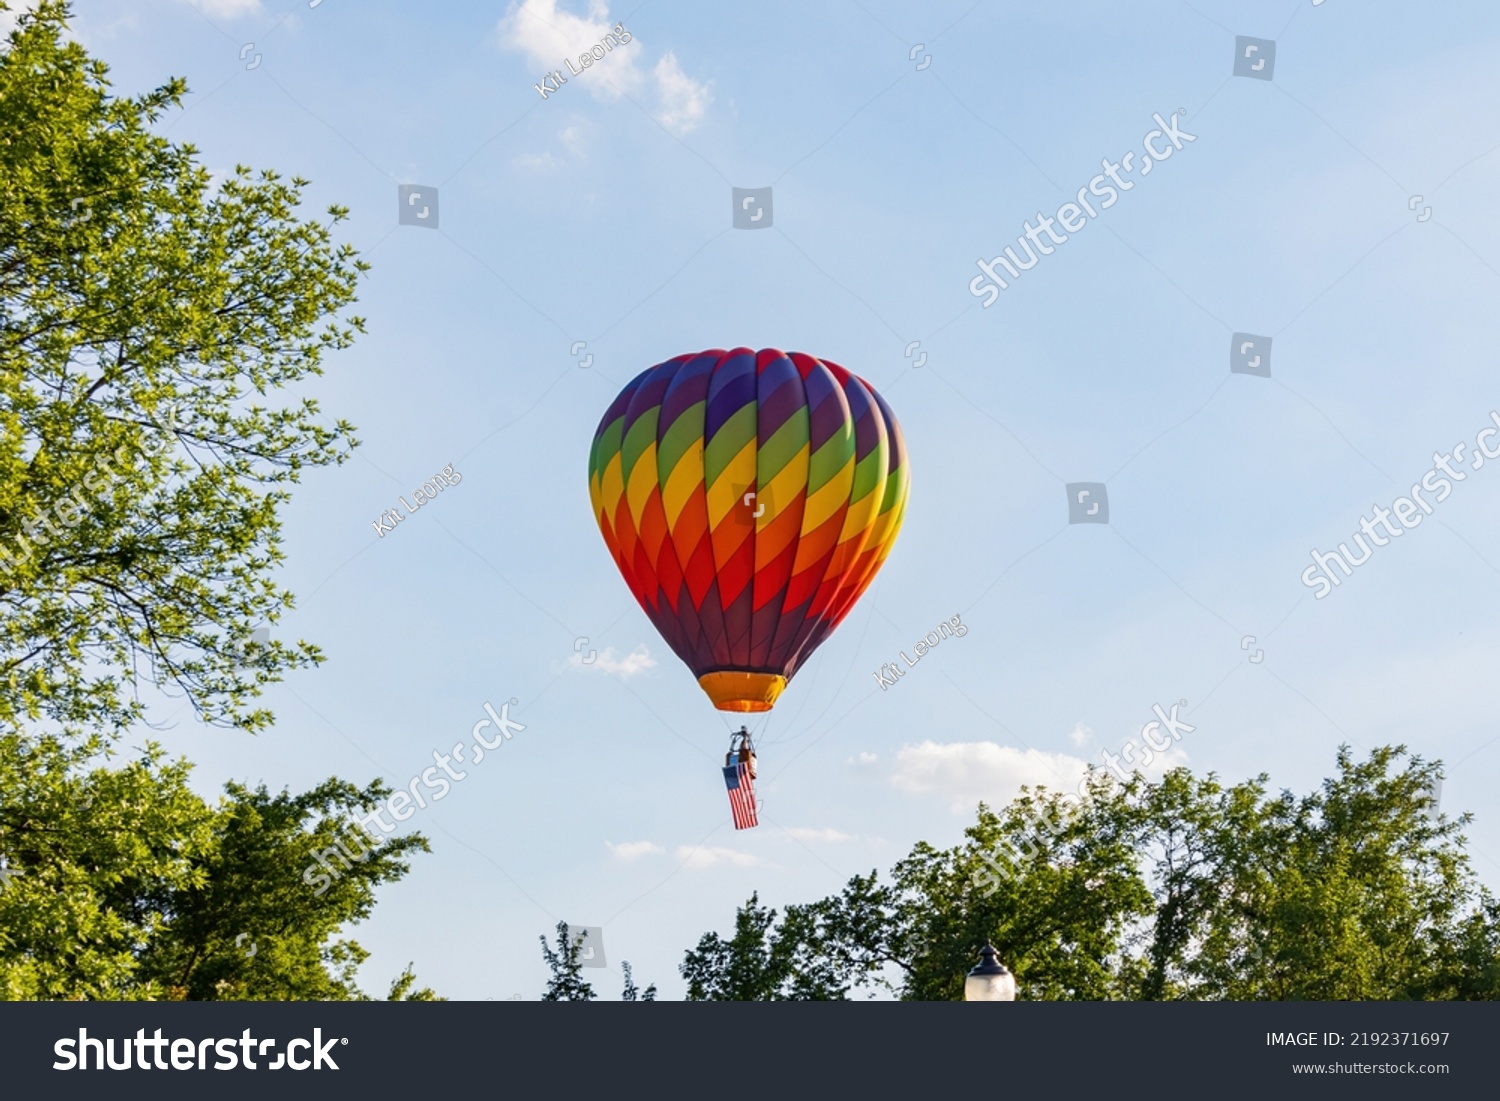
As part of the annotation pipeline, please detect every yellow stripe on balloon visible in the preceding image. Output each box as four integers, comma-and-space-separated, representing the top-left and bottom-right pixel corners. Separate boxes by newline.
760, 442, 809, 530
801, 452, 854, 535
626, 439, 661, 526
706, 438, 757, 529
598, 453, 626, 521
660, 442, 704, 528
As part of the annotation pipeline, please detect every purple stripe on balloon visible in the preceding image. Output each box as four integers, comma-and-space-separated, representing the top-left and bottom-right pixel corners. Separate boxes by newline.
846, 378, 879, 461
870, 387, 908, 483
750, 590, 785, 668
664, 578, 707, 674
756, 366, 803, 444
704, 349, 756, 443
764, 592, 813, 674
621, 357, 680, 444
720, 582, 755, 668
694, 578, 732, 669
659, 350, 719, 431
805, 367, 847, 453
595, 367, 650, 440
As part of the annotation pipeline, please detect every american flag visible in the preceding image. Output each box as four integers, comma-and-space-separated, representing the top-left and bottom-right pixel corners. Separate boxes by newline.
723, 761, 759, 830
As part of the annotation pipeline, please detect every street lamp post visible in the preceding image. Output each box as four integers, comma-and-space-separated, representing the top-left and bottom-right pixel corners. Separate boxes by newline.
964, 941, 1016, 1001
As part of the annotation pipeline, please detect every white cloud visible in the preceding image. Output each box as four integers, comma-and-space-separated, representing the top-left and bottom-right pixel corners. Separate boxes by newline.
1067, 722, 1093, 748
674, 844, 761, 870
1140, 745, 1189, 774
513, 126, 585, 171
569, 643, 656, 677
652, 51, 711, 135
513, 150, 560, 172
606, 839, 663, 860
892, 738, 1189, 812
782, 827, 854, 843
188, 0, 263, 17
497, 0, 711, 135
892, 740, 1090, 813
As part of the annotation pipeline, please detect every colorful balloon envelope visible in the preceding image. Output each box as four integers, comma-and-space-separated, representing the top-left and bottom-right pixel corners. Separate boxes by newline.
588, 348, 909, 713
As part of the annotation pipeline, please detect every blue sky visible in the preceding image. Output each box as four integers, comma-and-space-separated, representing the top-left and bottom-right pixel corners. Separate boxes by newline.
35, 0, 1500, 998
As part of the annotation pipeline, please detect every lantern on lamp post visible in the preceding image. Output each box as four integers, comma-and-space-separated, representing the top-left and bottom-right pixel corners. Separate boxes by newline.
964, 942, 1016, 1001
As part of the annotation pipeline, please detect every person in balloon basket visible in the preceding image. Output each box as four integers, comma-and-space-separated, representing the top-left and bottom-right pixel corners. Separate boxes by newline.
726, 729, 757, 779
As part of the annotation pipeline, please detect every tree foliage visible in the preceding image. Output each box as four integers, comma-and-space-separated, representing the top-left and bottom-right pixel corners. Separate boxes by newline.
0, 732, 430, 1000
538, 921, 656, 1001
680, 890, 859, 1000
0, 5, 436, 1002
681, 747, 1500, 1000
539, 921, 597, 1002
619, 960, 656, 1002
0, 0, 366, 738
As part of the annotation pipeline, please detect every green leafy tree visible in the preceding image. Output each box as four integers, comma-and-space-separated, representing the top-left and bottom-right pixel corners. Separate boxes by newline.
1179, 747, 1482, 1000
0, 732, 431, 1000
619, 961, 656, 1002
0, 732, 210, 999
689, 773, 1152, 1000
537, 922, 657, 1001
679, 747, 1500, 1001
890, 769, 1153, 1000
680, 890, 873, 1000
135, 779, 429, 1000
0, 3, 434, 1003
387, 962, 444, 1002
681, 892, 788, 1000
0, 1, 365, 738
539, 922, 597, 1001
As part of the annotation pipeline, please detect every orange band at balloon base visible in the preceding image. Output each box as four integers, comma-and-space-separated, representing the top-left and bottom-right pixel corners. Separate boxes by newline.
697, 672, 787, 713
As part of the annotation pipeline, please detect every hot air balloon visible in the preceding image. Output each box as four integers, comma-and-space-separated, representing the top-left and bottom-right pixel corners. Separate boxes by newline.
587, 347, 909, 715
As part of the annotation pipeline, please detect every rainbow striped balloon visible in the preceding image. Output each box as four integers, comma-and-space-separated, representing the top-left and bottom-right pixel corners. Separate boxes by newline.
588, 348, 909, 713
